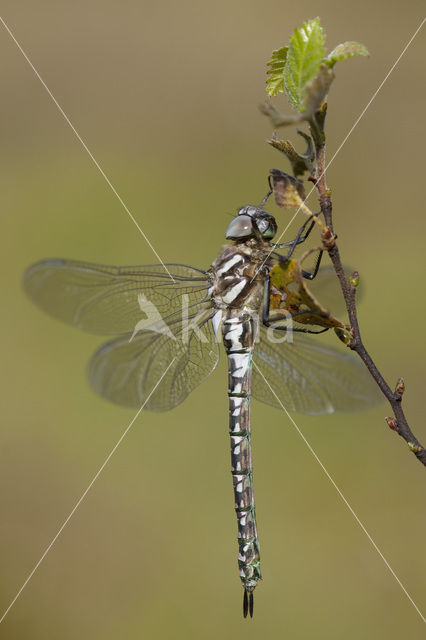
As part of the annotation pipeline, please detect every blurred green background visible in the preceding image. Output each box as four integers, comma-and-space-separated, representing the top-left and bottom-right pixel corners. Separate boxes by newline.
1, 1, 425, 638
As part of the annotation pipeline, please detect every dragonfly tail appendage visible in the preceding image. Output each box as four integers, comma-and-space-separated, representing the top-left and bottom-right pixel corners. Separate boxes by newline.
243, 588, 254, 618
222, 313, 261, 617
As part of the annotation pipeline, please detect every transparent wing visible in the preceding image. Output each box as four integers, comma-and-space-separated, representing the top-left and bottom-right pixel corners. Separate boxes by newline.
303, 263, 362, 316
252, 326, 382, 415
88, 310, 219, 410
23, 259, 211, 335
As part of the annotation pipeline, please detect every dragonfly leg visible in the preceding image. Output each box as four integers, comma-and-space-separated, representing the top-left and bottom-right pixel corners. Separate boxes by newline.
271, 212, 322, 255
301, 248, 323, 281
262, 273, 329, 335
258, 184, 273, 207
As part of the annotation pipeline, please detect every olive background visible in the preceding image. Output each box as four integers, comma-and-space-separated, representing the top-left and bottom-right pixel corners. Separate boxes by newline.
0, 1, 425, 638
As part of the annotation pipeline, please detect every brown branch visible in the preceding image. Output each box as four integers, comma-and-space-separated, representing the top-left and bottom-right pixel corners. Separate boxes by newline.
311, 116, 426, 466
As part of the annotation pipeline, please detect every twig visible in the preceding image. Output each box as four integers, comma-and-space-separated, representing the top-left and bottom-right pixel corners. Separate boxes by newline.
311, 114, 426, 466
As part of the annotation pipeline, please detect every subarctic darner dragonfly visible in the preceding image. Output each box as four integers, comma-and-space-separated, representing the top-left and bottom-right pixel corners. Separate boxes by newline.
23, 193, 379, 618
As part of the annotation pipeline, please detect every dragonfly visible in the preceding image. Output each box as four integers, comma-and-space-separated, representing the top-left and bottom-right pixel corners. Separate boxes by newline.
23, 190, 380, 618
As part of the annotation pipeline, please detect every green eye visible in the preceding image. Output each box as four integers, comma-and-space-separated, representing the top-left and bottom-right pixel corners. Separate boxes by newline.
256, 216, 277, 239
261, 226, 275, 239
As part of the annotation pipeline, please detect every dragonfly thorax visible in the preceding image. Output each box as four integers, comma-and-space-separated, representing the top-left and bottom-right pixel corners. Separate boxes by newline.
225, 206, 277, 242
210, 244, 267, 313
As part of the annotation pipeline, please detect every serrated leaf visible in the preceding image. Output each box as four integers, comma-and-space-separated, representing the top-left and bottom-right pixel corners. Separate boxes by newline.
325, 41, 369, 67
266, 46, 288, 96
284, 18, 326, 112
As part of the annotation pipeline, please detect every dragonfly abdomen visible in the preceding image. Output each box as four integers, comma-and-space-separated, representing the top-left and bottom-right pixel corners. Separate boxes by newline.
222, 312, 261, 614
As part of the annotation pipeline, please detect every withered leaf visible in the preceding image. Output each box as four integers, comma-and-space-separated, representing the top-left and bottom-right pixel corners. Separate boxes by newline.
269, 257, 348, 330
270, 168, 306, 209
268, 130, 314, 177
304, 63, 334, 116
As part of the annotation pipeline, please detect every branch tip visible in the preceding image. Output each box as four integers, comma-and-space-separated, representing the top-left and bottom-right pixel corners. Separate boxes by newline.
264, 56, 426, 467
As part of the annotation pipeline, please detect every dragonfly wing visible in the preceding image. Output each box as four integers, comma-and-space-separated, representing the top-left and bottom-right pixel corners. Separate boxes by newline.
88, 310, 219, 410
23, 259, 211, 335
252, 327, 382, 415
303, 264, 362, 316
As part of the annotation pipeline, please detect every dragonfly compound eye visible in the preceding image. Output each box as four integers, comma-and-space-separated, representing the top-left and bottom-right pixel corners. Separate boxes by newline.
255, 215, 277, 239
225, 215, 254, 240
238, 206, 259, 217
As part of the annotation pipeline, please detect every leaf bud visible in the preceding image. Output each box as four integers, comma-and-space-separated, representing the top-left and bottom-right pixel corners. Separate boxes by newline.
385, 416, 398, 431
349, 271, 359, 287
407, 442, 423, 453
395, 377, 405, 397
334, 327, 351, 345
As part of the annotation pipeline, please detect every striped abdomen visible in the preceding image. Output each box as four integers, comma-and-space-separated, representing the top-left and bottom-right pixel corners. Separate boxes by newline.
222, 311, 261, 602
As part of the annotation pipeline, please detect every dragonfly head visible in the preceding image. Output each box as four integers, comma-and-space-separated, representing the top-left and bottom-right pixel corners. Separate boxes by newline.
225, 206, 277, 242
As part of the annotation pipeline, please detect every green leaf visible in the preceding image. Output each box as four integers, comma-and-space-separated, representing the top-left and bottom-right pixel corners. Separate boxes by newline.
325, 41, 369, 67
266, 46, 288, 96
284, 17, 326, 112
